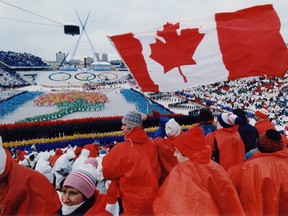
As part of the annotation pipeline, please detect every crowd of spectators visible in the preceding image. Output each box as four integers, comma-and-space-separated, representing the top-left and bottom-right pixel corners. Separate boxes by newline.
0, 51, 48, 67
0, 59, 287, 130
175, 75, 288, 129
0, 68, 30, 88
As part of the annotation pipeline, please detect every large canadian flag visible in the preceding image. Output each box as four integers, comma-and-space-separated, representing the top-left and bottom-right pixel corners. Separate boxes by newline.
109, 4, 288, 92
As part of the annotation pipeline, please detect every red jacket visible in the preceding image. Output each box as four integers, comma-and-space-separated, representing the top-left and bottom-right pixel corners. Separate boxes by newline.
0, 150, 61, 215
229, 149, 288, 215
153, 145, 245, 215
102, 126, 160, 216
255, 118, 276, 136
206, 126, 245, 171
15, 149, 27, 163
84, 190, 112, 216
49, 148, 63, 167
83, 143, 100, 157
154, 136, 178, 185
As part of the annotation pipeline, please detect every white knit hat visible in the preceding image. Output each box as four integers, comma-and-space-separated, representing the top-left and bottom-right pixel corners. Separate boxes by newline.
165, 118, 181, 137
66, 149, 76, 160
0, 136, 7, 175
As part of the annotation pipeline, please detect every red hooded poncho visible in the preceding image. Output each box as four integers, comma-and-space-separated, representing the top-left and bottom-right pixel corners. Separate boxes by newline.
0, 150, 61, 215
206, 125, 245, 171
154, 136, 178, 185
153, 142, 245, 215
49, 148, 63, 167
102, 126, 161, 215
229, 149, 288, 215
255, 118, 276, 136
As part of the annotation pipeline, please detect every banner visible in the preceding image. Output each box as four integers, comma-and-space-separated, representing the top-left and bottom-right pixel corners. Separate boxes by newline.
109, 4, 288, 92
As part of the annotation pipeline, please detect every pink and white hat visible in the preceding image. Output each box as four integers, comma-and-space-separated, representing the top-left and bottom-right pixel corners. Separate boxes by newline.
63, 164, 97, 199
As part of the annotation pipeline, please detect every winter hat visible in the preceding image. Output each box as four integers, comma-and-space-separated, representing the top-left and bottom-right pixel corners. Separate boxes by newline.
174, 127, 211, 161
199, 108, 214, 122
55, 148, 63, 155
258, 129, 284, 153
80, 149, 90, 157
40, 151, 51, 161
232, 109, 248, 124
16, 149, 22, 156
63, 164, 97, 199
165, 118, 181, 137
66, 149, 76, 160
74, 146, 83, 157
84, 157, 98, 169
255, 108, 268, 119
122, 111, 147, 129
0, 136, 7, 175
217, 113, 242, 128
99, 149, 107, 155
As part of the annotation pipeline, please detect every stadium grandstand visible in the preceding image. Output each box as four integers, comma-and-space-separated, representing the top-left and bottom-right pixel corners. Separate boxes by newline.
0, 51, 50, 71
0, 68, 30, 88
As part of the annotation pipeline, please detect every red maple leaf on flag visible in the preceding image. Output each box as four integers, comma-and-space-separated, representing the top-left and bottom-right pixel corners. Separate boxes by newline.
150, 22, 205, 82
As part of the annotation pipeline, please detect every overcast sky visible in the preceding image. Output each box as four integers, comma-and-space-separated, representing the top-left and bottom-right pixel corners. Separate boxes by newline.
0, 0, 287, 62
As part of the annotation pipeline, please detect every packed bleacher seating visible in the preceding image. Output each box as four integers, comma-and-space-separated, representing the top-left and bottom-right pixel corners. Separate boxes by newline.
175, 75, 288, 128
0, 51, 48, 67
0, 68, 30, 88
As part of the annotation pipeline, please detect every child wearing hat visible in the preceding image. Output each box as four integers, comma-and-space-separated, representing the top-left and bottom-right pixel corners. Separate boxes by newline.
229, 129, 288, 215
153, 127, 245, 215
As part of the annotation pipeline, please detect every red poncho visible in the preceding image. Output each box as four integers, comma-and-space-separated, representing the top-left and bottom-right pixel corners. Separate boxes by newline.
255, 118, 276, 136
206, 126, 245, 171
154, 136, 178, 185
153, 147, 245, 215
0, 151, 61, 215
229, 149, 288, 215
102, 126, 160, 215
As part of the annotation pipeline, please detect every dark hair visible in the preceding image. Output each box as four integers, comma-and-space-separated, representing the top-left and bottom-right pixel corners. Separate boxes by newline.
232, 108, 247, 124
199, 108, 213, 122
